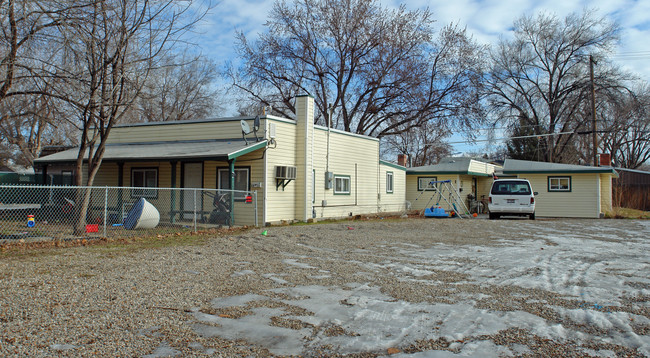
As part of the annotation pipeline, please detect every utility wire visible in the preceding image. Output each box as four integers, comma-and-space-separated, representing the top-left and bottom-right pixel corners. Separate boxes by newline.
434, 128, 650, 147
430, 131, 576, 146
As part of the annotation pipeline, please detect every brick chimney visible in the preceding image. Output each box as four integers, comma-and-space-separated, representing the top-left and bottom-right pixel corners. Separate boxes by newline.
599, 153, 611, 167
397, 154, 408, 167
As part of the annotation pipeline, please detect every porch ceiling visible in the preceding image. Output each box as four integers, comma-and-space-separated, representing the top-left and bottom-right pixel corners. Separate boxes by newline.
34, 139, 267, 163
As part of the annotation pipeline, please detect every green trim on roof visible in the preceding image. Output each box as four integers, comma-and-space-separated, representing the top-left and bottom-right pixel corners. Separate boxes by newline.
407, 171, 462, 175
407, 170, 491, 176
379, 160, 406, 171
228, 140, 267, 160
467, 171, 492, 177
503, 168, 617, 175
296, 94, 314, 98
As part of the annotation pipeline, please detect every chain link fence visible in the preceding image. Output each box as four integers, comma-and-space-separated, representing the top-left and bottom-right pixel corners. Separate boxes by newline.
0, 185, 257, 243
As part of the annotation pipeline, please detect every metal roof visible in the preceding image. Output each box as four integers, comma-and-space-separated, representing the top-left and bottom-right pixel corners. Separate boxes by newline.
34, 139, 267, 163
503, 159, 617, 174
406, 157, 492, 176
407, 157, 472, 173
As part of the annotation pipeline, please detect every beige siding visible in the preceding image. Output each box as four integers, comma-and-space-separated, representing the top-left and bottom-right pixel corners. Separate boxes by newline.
600, 173, 613, 215
265, 120, 298, 223
477, 177, 493, 202
379, 163, 406, 212
406, 174, 462, 211
106, 119, 263, 144
516, 173, 600, 218
311, 128, 380, 219
457, 175, 473, 209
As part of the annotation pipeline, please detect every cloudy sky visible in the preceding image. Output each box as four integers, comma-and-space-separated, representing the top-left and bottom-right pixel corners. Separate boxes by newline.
194, 0, 649, 153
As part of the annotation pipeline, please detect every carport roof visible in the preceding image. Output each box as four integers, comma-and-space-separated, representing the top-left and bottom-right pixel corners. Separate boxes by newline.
503, 159, 618, 175
406, 157, 493, 176
34, 139, 267, 163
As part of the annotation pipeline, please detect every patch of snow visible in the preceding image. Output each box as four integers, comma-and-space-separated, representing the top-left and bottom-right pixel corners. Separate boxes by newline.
231, 269, 255, 277
143, 342, 180, 357
50, 344, 76, 351
283, 258, 317, 269
210, 294, 265, 309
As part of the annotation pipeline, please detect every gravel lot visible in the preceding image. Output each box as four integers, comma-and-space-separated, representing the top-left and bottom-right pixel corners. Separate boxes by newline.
0, 217, 648, 357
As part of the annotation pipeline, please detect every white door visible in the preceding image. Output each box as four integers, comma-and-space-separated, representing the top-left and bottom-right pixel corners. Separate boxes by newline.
183, 163, 202, 220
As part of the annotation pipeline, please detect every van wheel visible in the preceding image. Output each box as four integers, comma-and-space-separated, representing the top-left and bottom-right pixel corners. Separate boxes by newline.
489, 213, 498, 220
529, 213, 535, 220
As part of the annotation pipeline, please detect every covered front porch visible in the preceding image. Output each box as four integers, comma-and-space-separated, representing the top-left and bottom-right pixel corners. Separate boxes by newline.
35, 139, 268, 226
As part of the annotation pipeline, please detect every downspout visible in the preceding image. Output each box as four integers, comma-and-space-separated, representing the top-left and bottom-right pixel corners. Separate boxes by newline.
229, 158, 236, 225
326, 107, 332, 174
263, 117, 268, 226
310, 113, 314, 219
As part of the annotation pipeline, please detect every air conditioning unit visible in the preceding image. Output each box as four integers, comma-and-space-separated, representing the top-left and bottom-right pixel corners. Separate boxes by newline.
275, 165, 297, 180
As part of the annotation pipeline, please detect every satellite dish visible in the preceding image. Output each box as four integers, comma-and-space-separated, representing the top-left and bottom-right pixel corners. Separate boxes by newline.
241, 120, 251, 134
253, 115, 260, 131
241, 118, 261, 145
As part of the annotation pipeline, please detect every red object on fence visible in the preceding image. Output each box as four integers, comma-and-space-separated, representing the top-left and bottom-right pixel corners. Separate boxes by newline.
245, 195, 253, 203
85, 224, 99, 233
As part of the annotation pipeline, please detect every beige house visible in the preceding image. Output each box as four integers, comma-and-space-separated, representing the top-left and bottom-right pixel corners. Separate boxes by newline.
502, 159, 617, 218
405, 157, 617, 218
406, 157, 499, 212
35, 95, 406, 226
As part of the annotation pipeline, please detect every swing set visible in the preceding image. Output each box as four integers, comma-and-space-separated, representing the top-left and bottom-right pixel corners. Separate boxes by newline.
414, 180, 471, 219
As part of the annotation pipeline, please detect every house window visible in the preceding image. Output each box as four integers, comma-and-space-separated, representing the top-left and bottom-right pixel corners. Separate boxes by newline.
131, 168, 158, 198
386, 172, 394, 193
217, 167, 250, 200
334, 175, 350, 195
548, 176, 571, 192
418, 176, 437, 191
61, 171, 73, 186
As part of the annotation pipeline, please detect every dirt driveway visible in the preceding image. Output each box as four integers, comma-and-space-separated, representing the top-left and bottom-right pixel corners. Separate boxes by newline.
0, 218, 648, 357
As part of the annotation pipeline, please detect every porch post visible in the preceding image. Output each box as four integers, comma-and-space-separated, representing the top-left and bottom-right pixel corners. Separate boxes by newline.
170, 161, 177, 224
41, 164, 48, 184
117, 162, 124, 223
229, 158, 236, 225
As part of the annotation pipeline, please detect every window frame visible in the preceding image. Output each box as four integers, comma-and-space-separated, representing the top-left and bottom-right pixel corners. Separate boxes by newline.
548, 176, 571, 192
333, 174, 351, 195
216, 166, 251, 201
61, 170, 73, 186
386, 171, 394, 194
417, 176, 438, 191
131, 167, 159, 199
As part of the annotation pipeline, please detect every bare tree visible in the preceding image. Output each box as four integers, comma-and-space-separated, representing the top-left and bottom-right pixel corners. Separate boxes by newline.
228, 0, 486, 139
0, 0, 80, 167
135, 53, 222, 123
1, 0, 60, 104
382, 122, 452, 166
597, 85, 650, 169
487, 10, 623, 163
0, 89, 75, 167
47, 0, 204, 233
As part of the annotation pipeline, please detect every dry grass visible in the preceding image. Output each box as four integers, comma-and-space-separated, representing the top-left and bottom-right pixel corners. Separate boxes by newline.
0, 226, 250, 258
606, 207, 650, 219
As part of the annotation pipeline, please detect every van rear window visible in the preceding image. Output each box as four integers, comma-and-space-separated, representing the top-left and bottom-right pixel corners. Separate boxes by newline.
491, 181, 532, 195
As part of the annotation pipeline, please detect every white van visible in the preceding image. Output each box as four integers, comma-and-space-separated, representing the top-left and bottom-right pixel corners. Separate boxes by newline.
488, 179, 537, 220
